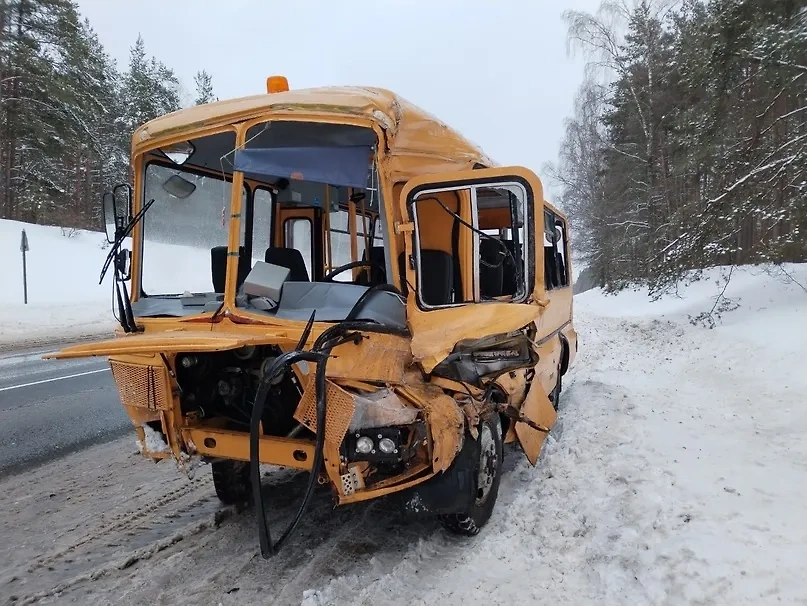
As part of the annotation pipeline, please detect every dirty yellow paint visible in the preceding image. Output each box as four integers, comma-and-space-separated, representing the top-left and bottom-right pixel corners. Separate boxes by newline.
514, 381, 558, 466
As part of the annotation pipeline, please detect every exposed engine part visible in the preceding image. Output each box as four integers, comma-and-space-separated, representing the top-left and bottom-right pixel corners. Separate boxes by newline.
232, 345, 257, 360
175, 346, 304, 437
260, 356, 286, 385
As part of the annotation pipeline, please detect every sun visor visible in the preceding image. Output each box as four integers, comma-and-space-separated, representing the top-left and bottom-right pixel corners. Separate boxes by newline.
233, 146, 372, 189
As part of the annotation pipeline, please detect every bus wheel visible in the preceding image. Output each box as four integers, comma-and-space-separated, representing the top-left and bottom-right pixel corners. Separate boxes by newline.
439, 412, 503, 536
211, 459, 252, 505
549, 362, 562, 411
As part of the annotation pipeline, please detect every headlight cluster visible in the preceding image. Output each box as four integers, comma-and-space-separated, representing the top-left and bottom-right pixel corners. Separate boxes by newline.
347, 427, 403, 462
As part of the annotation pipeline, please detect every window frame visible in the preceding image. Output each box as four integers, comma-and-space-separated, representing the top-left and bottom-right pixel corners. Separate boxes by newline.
543, 207, 570, 291
139, 159, 249, 297
410, 180, 532, 311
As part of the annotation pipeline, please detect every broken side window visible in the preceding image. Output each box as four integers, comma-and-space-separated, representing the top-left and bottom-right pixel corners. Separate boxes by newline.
411, 181, 531, 308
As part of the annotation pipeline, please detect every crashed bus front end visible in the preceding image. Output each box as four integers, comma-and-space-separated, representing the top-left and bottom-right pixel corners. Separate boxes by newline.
49, 81, 576, 557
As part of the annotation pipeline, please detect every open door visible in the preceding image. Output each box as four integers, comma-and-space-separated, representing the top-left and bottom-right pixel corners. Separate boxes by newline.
396, 166, 556, 465
396, 166, 549, 371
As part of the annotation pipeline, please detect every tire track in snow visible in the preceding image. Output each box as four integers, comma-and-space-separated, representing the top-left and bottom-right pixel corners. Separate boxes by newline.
26, 474, 213, 576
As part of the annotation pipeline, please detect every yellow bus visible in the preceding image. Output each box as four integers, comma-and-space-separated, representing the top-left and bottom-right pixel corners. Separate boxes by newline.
49, 76, 578, 557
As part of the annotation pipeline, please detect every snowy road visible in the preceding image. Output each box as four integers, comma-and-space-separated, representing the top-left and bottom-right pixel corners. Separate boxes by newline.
0, 265, 805, 605
0, 344, 128, 478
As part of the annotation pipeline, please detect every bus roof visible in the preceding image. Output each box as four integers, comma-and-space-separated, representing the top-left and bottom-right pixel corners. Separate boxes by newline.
133, 86, 498, 182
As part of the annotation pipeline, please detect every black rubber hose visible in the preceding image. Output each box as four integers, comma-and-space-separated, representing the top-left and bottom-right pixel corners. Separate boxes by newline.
249, 317, 409, 558
269, 346, 330, 553
249, 349, 327, 558
296, 310, 316, 350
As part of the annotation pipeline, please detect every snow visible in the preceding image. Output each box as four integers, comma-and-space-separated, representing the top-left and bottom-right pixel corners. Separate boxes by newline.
0, 219, 118, 347
302, 263, 807, 604
136, 423, 171, 454
0, 223, 805, 604
0, 219, 212, 348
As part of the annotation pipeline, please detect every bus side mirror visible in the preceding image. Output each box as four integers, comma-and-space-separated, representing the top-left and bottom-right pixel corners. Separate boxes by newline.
102, 192, 117, 243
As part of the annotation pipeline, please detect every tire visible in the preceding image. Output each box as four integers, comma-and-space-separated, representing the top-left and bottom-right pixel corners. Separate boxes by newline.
549, 366, 562, 411
211, 459, 253, 505
549, 347, 564, 411
439, 412, 503, 536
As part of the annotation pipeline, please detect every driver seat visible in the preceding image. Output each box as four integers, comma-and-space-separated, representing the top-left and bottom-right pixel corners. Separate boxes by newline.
356, 246, 387, 286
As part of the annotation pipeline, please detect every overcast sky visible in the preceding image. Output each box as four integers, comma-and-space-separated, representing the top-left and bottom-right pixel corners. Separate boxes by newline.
75, 0, 601, 202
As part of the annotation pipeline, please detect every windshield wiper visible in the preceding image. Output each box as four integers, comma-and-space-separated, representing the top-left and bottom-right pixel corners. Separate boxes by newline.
99, 198, 156, 333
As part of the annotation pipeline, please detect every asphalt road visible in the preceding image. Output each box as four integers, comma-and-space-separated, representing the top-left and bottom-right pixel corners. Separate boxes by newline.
0, 343, 130, 478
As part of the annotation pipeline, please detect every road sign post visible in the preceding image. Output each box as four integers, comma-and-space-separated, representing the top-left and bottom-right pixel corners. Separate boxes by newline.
20, 229, 29, 304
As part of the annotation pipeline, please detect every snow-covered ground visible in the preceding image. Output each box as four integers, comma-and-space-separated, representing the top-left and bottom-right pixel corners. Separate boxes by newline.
0, 262, 804, 604
0, 220, 118, 347
0, 219, 215, 348
304, 263, 807, 604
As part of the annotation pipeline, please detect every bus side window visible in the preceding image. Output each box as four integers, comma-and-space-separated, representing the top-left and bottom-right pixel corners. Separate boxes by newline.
252, 188, 273, 262
284, 218, 313, 278
544, 208, 569, 290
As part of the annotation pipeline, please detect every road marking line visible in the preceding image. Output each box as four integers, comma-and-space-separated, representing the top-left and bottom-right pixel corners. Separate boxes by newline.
0, 368, 110, 392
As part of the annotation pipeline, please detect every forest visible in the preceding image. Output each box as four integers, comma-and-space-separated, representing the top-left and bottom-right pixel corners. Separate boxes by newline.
0, 0, 214, 230
1, 0, 805, 295
550, 0, 806, 294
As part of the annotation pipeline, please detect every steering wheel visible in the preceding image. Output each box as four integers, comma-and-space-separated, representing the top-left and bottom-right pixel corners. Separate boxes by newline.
323, 260, 385, 282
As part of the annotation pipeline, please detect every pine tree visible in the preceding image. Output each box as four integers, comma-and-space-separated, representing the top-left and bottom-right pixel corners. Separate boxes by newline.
193, 69, 215, 105
554, 0, 806, 295
0, 8, 184, 229
121, 34, 180, 136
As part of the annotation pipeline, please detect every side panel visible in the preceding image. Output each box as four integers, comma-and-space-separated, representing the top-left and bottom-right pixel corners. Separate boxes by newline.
514, 379, 557, 466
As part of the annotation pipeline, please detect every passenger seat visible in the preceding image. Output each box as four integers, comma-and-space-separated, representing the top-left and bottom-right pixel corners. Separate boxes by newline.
398, 249, 454, 306
264, 247, 310, 282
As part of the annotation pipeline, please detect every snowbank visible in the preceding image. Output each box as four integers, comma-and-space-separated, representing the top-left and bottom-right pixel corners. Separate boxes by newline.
0, 219, 215, 348
0, 220, 118, 347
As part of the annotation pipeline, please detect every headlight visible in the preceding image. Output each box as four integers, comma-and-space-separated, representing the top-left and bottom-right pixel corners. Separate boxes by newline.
355, 436, 374, 455
378, 437, 396, 454
346, 427, 411, 462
